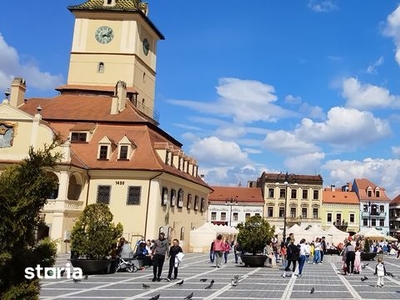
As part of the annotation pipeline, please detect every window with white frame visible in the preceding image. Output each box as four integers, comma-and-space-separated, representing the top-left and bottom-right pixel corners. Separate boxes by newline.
118, 136, 133, 160
349, 213, 355, 223
211, 212, 216, 220
327, 213, 332, 222
221, 212, 226, 221
233, 212, 238, 221
267, 207, 273, 217
97, 136, 113, 160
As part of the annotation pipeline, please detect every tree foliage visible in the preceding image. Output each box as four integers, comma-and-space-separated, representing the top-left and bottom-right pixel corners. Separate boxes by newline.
236, 215, 275, 255
70, 203, 123, 260
0, 140, 62, 299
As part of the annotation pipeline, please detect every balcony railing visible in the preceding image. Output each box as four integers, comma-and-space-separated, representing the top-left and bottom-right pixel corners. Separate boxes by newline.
43, 199, 84, 212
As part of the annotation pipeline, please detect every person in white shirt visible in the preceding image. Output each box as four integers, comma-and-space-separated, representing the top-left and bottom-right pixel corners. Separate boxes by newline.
374, 257, 387, 287
297, 238, 307, 277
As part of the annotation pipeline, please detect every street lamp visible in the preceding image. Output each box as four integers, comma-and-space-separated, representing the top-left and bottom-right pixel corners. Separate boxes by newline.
225, 196, 238, 226
276, 172, 297, 242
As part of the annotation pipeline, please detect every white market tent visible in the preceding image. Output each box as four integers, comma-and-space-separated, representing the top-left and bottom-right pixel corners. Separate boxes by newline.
354, 227, 386, 240
325, 225, 350, 245
189, 223, 238, 253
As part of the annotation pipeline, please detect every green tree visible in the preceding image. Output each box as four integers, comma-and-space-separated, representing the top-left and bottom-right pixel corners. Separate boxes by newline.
70, 203, 123, 260
0, 141, 62, 299
236, 215, 275, 255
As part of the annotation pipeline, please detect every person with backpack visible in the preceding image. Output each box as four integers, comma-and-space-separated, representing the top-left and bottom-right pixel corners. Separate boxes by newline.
285, 240, 300, 274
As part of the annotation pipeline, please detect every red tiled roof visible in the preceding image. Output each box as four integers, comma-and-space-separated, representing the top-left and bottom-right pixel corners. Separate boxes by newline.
259, 172, 323, 185
390, 194, 400, 206
322, 189, 359, 205
56, 84, 137, 94
353, 178, 390, 202
20, 94, 150, 123
209, 186, 264, 203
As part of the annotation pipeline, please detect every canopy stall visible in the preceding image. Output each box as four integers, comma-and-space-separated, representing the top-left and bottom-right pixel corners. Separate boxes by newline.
189, 222, 238, 253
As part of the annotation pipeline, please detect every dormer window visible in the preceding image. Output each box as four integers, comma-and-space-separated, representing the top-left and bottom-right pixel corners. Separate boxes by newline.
118, 136, 134, 160
104, 0, 115, 6
165, 150, 170, 164
71, 132, 87, 142
97, 136, 113, 160
375, 187, 380, 197
367, 186, 373, 197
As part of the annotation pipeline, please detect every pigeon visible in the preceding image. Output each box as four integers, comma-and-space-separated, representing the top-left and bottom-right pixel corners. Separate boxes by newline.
84, 274, 89, 280
142, 283, 151, 289
73, 278, 81, 283
183, 292, 194, 300
199, 278, 208, 282
361, 263, 369, 269
176, 279, 184, 285
205, 279, 214, 289
148, 295, 160, 300
386, 271, 395, 277
231, 278, 238, 286
282, 272, 287, 278
361, 275, 368, 281
233, 275, 239, 280
310, 287, 315, 294
60, 270, 66, 277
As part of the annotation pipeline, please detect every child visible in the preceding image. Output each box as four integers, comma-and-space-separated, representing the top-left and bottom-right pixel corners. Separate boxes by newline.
374, 257, 387, 287
353, 246, 361, 274
166, 239, 183, 281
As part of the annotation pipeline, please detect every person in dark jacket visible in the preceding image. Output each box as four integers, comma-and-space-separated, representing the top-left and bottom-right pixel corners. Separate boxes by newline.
151, 232, 169, 281
166, 239, 183, 281
285, 240, 300, 272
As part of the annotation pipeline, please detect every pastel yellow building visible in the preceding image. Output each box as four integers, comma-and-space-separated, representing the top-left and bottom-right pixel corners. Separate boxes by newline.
0, 0, 211, 253
321, 185, 360, 234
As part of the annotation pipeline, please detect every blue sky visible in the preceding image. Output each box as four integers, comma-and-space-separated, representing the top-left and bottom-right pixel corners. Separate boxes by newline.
2, 0, 400, 197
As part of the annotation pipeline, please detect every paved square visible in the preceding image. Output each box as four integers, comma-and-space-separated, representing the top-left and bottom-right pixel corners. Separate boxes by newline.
40, 253, 400, 299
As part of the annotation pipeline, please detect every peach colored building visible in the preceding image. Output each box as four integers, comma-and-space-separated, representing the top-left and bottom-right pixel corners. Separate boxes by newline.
0, 0, 211, 253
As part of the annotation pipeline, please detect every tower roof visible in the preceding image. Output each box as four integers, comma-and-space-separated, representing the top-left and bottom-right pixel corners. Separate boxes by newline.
68, 0, 164, 39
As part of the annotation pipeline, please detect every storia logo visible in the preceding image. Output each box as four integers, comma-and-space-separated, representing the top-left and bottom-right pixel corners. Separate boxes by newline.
25, 263, 83, 280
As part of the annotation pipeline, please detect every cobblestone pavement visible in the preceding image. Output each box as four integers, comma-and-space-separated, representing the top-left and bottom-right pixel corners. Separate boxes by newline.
40, 253, 400, 300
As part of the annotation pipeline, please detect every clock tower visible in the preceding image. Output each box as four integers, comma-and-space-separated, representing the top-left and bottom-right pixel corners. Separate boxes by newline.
67, 0, 164, 119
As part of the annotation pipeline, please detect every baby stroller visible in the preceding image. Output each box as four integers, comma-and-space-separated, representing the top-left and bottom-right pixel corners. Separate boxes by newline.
116, 256, 138, 273
115, 242, 139, 273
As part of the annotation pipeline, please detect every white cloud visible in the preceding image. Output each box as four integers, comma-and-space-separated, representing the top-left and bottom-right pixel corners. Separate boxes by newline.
295, 107, 391, 148
383, 5, 400, 66
391, 146, 400, 156
189, 136, 249, 167
263, 130, 321, 155
285, 94, 302, 105
366, 56, 384, 74
341, 77, 400, 110
0, 33, 63, 92
308, 0, 338, 13
322, 158, 400, 198
299, 103, 325, 120
168, 78, 300, 124
284, 152, 325, 175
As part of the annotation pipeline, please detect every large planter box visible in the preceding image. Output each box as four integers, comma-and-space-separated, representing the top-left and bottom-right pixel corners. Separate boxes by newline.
360, 252, 377, 261
70, 259, 113, 274
241, 254, 267, 267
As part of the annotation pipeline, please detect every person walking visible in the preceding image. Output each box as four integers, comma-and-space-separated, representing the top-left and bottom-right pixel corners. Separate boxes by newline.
313, 238, 321, 264
320, 236, 327, 263
223, 239, 231, 264
353, 246, 361, 274
166, 239, 183, 281
343, 240, 355, 275
209, 241, 215, 263
213, 234, 225, 268
151, 232, 169, 282
297, 238, 307, 277
285, 240, 299, 274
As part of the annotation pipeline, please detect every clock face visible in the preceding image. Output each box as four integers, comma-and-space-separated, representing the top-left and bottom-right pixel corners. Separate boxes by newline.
142, 38, 150, 55
95, 26, 114, 44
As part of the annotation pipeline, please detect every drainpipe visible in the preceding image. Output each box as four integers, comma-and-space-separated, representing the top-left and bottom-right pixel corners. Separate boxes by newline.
85, 168, 91, 207
144, 172, 163, 238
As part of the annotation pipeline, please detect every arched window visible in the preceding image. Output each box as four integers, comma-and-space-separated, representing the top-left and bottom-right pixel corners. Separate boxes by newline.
98, 62, 105, 73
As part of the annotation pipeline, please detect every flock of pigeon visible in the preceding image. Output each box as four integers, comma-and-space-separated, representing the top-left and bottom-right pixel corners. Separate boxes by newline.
67, 263, 396, 298
142, 276, 241, 300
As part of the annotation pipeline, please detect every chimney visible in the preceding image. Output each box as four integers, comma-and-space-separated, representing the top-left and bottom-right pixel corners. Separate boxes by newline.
116, 80, 127, 112
330, 184, 335, 192
9, 77, 26, 108
110, 95, 119, 114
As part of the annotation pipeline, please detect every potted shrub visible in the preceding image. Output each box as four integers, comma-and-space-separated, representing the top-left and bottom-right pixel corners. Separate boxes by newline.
361, 238, 377, 261
236, 215, 275, 267
70, 203, 123, 274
